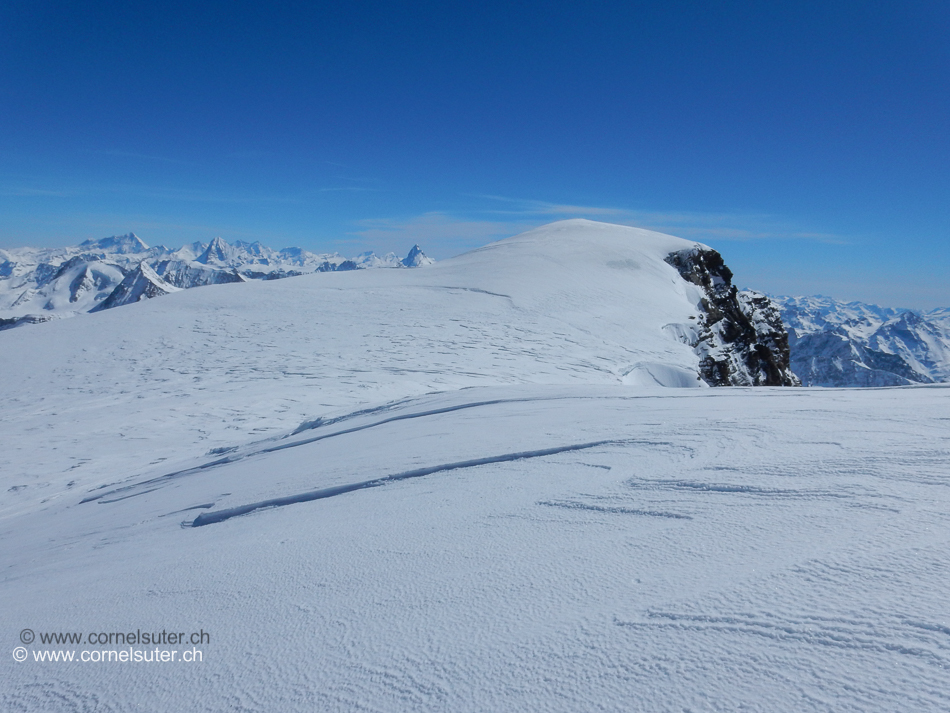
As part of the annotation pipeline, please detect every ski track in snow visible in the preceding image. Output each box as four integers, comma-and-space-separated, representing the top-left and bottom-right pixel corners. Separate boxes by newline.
81, 395, 590, 503
190, 440, 624, 527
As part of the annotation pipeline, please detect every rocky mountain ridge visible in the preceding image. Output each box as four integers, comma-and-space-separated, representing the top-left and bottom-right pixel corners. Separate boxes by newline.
0, 234, 434, 329
772, 295, 950, 386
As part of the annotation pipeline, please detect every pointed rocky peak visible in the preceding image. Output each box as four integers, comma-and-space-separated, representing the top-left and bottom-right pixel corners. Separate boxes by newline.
197, 237, 237, 265
90, 262, 179, 313
402, 245, 434, 267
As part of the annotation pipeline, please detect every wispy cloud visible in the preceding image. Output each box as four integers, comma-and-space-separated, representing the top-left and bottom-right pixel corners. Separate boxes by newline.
226, 150, 274, 160
0, 178, 309, 206
470, 194, 630, 217
344, 201, 850, 259
0, 186, 78, 198
313, 186, 378, 194
88, 149, 197, 166
346, 212, 530, 257
466, 194, 849, 245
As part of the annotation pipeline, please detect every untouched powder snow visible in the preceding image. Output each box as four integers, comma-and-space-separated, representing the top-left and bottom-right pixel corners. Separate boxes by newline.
2, 220, 948, 711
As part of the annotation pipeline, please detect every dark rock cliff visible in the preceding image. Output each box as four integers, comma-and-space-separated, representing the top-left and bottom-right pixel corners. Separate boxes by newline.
665, 247, 800, 387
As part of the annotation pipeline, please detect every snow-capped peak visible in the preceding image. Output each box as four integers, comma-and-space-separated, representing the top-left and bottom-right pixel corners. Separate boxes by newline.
196, 236, 241, 265
79, 233, 150, 254
90, 261, 180, 312
402, 244, 434, 267
771, 294, 950, 386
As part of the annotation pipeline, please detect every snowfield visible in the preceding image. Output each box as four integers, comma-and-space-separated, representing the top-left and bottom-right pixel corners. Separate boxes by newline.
1, 221, 948, 711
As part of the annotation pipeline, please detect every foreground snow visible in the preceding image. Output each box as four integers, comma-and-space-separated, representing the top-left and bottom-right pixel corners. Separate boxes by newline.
2, 384, 949, 711
0, 220, 714, 514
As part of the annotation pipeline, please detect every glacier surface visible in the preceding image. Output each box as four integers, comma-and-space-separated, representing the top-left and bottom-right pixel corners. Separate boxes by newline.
1, 220, 948, 712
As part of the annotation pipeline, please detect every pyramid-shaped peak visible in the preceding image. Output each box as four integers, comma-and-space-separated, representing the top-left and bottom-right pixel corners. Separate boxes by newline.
402, 244, 434, 267
197, 237, 238, 265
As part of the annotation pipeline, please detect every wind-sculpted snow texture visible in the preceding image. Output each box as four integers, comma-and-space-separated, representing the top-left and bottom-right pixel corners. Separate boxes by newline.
0, 233, 433, 327
2, 220, 947, 711
2, 384, 950, 712
775, 295, 950, 386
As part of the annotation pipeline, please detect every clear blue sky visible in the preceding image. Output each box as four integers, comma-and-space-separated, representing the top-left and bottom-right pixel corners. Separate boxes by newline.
1, 1, 948, 307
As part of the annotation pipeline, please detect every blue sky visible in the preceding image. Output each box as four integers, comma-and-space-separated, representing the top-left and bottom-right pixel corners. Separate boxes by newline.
1, 1, 948, 307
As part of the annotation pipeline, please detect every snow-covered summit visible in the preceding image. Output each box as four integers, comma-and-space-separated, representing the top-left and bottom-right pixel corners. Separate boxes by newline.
2, 219, 797, 388
442, 220, 795, 386
78, 232, 151, 255
90, 261, 180, 312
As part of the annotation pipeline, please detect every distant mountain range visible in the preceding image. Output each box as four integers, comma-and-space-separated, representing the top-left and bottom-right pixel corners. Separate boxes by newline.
0, 233, 434, 329
773, 295, 950, 387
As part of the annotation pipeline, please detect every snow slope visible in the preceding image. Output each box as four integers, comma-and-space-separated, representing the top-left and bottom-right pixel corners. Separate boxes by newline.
2, 220, 948, 711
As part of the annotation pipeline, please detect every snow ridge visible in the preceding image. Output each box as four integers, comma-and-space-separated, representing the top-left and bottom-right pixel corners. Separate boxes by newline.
90, 262, 180, 312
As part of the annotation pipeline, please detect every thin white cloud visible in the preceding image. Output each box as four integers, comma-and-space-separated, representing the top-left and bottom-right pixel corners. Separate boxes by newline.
466, 194, 849, 245
0, 179, 308, 206
347, 212, 531, 257
89, 149, 197, 166
345, 203, 850, 260
0, 186, 78, 198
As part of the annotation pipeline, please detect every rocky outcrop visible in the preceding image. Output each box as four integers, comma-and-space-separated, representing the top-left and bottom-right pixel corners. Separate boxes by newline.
0, 314, 55, 332
152, 259, 247, 289
665, 247, 799, 387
